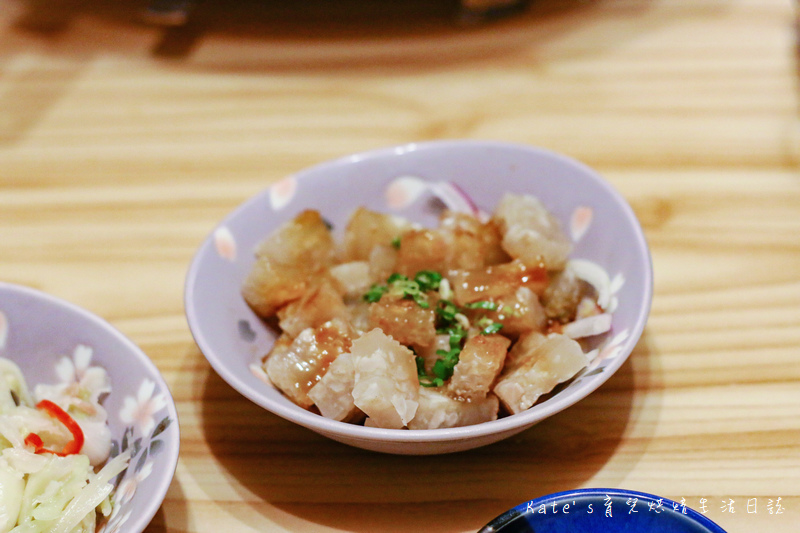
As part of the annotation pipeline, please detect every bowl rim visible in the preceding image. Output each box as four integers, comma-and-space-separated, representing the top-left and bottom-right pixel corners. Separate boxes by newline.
185, 139, 653, 446
0, 281, 181, 533
479, 487, 728, 532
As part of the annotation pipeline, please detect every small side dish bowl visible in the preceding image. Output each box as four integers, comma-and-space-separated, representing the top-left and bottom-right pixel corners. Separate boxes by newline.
480, 488, 727, 532
185, 140, 652, 455
0, 282, 180, 533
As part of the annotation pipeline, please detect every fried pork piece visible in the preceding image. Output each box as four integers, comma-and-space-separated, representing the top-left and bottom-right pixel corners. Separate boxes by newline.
307, 352, 363, 423
343, 207, 412, 261
492, 193, 572, 271
502, 328, 548, 375
329, 261, 372, 299
350, 328, 419, 429
242, 259, 308, 318
395, 229, 447, 276
542, 267, 589, 323
493, 332, 587, 415
449, 259, 548, 306
368, 293, 437, 348
346, 299, 372, 335
265, 318, 354, 409
407, 388, 500, 430
447, 334, 510, 400
368, 244, 398, 285
438, 211, 509, 270
243, 210, 336, 317
465, 287, 547, 339
277, 280, 350, 338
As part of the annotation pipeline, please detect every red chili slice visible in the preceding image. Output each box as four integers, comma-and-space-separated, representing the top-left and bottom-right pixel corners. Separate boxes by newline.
24, 432, 44, 451
24, 399, 85, 456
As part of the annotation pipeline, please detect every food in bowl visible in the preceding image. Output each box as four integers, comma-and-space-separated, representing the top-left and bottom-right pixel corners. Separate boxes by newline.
0, 281, 180, 529
0, 348, 128, 533
243, 192, 615, 430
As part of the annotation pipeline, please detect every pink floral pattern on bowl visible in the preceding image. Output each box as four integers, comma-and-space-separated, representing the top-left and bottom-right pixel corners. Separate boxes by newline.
0, 283, 179, 533
37, 347, 175, 533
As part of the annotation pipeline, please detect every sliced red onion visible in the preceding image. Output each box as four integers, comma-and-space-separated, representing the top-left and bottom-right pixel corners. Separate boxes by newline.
429, 181, 489, 221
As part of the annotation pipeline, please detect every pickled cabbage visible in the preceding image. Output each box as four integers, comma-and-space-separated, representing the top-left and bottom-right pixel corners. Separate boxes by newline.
0, 354, 129, 533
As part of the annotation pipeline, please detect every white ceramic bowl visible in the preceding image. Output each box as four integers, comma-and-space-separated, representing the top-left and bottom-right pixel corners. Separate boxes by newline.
185, 140, 652, 454
0, 282, 180, 532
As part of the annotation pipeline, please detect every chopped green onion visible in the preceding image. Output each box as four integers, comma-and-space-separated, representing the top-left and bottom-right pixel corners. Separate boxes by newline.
414, 270, 442, 292
419, 376, 445, 388
363, 284, 388, 303
417, 321, 467, 388
500, 305, 517, 316
435, 300, 460, 326
387, 273, 407, 284
475, 316, 493, 328
432, 358, 454, 381
481, 322, 504, 335
438, 326, 466, 349
391, 236, 401, 249
417, 356, 445, 388
464, 300, 498, 311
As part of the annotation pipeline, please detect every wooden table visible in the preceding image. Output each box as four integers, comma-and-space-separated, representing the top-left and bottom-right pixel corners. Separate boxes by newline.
1, 0, 798, 531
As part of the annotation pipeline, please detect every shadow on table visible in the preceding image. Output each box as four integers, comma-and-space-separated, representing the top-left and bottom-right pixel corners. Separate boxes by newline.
6, 0, 653, 68
0, 0, 668, 147
142, 476, 189, 533
189, 330, 660, 532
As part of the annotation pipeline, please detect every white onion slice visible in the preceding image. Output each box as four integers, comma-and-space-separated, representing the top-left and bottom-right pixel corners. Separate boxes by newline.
563, 314, 613, 339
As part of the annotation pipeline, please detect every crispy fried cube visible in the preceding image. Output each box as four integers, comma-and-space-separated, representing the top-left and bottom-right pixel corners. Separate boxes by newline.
368, 294, 436, 348
395, 229, 447, 277
543, 268, 591, 323
350, 328, 419, 429
439, 211, 509, 270
492, 193, 572, 270
465, 287, 547, 339
264, 319, 354, 408
493, 332, 587, 414
242, 258, 311, 318
502, 328, 548, 375
449, 259, 548, 306
343, 207, 411, 261
368, 244, 398, 285
254, 209, 336, 266
407, 388, 499, 429
276, 280, 350, 338
447, 334, 510, 400
307, 352, 363, 423
243, 209, 335, 318
329, 261, 372, 299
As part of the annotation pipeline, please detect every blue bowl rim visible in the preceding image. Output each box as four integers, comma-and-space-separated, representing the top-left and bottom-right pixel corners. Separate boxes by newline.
480, 487, 728, 533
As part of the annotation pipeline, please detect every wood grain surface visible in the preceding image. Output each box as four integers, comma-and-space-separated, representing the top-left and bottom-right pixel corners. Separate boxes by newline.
1, 0, 799, 531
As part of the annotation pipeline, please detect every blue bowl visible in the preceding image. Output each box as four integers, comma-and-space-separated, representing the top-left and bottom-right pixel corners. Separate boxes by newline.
480, 488, 727, 532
